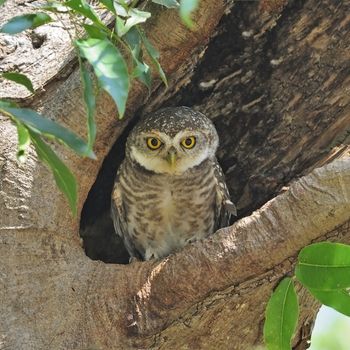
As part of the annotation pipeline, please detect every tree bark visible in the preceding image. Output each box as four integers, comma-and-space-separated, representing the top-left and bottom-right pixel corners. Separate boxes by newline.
0, 0, 349, 349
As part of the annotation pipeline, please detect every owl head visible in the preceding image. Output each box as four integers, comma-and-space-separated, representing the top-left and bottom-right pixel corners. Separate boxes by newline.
126, 106, 219, 175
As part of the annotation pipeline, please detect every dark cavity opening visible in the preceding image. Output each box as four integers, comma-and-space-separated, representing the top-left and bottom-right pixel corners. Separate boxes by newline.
30, 31, 47, 49
79, 118, 139, 264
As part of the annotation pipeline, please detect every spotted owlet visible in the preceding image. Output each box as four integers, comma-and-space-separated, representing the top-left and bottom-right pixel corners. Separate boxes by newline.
111, 106, 236, 261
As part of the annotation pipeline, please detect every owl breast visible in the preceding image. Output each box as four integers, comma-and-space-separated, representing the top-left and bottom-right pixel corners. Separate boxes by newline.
120, 159, 217, 260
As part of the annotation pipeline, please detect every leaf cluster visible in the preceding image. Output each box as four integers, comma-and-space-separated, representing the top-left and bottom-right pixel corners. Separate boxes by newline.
0, 0, 199, 214
264, 242, 350, 350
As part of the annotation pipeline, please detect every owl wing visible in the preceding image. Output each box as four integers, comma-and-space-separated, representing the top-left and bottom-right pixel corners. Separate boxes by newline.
111, 169, 142, 260
213, 159, 237, 230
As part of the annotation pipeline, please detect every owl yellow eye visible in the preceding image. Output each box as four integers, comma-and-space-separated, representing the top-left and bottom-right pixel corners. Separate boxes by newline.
146, 137, 162, 150
181, 136, 196, 149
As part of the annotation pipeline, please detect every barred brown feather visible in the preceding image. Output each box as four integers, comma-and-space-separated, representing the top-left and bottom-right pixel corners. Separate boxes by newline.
111, 107, 236, 260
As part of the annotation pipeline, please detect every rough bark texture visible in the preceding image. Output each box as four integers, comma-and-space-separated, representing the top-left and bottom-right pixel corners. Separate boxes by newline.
1, 0, 350, 349
156, 0, 350, 215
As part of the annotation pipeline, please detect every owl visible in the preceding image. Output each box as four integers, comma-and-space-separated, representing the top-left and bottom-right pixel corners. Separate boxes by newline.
111, 106, 236, 261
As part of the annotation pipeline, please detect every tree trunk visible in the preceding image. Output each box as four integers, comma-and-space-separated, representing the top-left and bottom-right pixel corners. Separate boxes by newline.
1, 0, 349, 349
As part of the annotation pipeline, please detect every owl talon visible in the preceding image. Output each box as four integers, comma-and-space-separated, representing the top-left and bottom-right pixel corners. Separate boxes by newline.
186, 237, 198, 244
129, 256, 140, 264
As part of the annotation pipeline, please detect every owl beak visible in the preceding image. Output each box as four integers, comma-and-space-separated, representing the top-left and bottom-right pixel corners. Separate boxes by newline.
166, 148, 177, 167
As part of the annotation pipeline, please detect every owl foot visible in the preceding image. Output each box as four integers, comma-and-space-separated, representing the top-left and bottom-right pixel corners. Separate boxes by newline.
129, 256, 141, 264
186, 237, 199, 244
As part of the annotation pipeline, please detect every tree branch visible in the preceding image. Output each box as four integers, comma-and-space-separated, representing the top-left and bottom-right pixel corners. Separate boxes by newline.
83, 158, 349, 349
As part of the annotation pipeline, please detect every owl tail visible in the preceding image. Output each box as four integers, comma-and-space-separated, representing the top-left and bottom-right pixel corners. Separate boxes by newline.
225, 199, 237, 216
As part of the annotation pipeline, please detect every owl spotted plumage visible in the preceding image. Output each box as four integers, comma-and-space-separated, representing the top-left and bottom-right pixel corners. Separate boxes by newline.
111, 107, 236, 261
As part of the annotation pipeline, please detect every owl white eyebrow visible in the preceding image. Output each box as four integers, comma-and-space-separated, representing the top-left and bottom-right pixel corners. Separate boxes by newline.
143, 134, 164, 145
173, 131, 198, 141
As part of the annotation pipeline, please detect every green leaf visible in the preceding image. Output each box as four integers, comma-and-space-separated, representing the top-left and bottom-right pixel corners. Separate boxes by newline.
139, 29, 167, 87
38, 2, 69, 13
124, 28, 152, 89
115, 16, 126, 37
79, 64, 96, 150
113, 1, 129, 17
0, 13, 52, 34
116, 9, 151, 37
0, 0, 7, 6
264, 277, 299, 350
64, 0, 102, 25
76, 38, 129, 118
83, 23, 107, 39
296, 242, 350, 290
133, 60, 151, 88
120, 9, 151, 36
152, 0, 179, 8
98, 0, 115, 13
29, 131, 77, 216
0, 102, 94, 158
179, 0, 198, 28
1, 72, 34, 93
15, 122, 31, 163
124, 27, 141, 55
309, 289, 350, 317
0, 99, 18, 108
